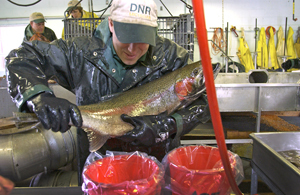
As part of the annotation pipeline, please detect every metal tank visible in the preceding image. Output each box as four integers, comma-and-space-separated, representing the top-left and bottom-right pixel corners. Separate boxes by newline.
0, 126, 77, 182
29, 170, 78, 187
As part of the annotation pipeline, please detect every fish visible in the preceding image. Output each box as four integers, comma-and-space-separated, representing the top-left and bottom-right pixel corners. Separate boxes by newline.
29, 33, 51, 43
12, 61, 220, 152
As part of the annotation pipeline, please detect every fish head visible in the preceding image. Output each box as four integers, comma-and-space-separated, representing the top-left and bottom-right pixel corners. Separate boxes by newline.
175, 62, 221, 101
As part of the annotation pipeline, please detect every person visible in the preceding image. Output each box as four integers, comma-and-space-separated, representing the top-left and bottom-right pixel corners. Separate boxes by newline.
0, 175, 14, 195
6, 0, 211, 184
62, 0, 99, 39
24, 12, 57, 42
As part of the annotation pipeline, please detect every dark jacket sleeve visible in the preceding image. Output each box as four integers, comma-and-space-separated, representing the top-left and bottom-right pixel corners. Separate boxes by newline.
5, 38, 80, 110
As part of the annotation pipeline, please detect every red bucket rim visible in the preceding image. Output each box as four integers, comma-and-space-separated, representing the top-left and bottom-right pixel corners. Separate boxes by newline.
83, 154, 164, 187
167, 145, 237, 174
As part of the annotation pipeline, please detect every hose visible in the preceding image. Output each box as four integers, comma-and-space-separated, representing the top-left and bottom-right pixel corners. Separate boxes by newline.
211, 28, 226, 55
191, 0, 243, 194
7, 0, 41, 7
159, 0, 173, 17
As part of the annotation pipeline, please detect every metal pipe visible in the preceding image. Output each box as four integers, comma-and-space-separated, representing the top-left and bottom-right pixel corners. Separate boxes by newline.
254, 18, 258, 69
208, 40, 234, 63
225, 56, 229, 73
284, 17, 288, 56
255, 19, 257, 51
226, 22, 229, 56
0, 127, 77, 182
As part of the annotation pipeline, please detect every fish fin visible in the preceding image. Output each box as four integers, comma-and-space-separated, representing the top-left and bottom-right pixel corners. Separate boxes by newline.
84, 128, 110, 152
11, 112, 40, 130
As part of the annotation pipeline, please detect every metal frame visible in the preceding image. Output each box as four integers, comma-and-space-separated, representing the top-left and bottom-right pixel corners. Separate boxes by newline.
63, 18, 101, 39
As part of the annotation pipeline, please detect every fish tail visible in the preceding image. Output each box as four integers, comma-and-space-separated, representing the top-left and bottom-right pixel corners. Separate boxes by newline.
12, 112, 40, 129
84, 128, 110, 152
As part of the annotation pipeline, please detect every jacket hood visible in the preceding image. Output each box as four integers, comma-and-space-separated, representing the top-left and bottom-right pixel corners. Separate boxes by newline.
24, 24, 34, 41
93, 18, 111, 45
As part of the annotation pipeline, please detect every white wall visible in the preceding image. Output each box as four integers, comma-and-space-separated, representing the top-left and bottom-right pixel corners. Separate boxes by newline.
0, 0, 299, 75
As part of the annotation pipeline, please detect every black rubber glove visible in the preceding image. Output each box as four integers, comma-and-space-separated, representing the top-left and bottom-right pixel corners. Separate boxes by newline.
26, 92, 82, 132
119, 111, 177, 147
118, 95, 210, 149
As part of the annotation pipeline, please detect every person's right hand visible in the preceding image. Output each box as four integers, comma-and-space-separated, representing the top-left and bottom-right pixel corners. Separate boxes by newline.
26, 92, 82, 132
0, 176, 14, 195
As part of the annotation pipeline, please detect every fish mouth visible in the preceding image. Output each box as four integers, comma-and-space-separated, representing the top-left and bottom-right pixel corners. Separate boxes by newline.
186, 63, 221, 100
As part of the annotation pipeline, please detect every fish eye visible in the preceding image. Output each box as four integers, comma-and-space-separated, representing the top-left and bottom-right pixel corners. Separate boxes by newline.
192, 69, 199, 76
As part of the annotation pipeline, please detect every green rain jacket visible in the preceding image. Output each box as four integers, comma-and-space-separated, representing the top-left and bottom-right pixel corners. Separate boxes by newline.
6, 18, 210, 164
24, 24, 57, 42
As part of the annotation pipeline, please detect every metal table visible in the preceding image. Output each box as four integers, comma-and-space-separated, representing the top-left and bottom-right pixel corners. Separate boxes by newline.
250, 132, 300, 195
250, 161, 284, 195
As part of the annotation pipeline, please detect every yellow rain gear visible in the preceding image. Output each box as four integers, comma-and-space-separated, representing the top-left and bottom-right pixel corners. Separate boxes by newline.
238, 28, 254, 72
268, 28, 280, 69
287, 27, 297, 59
257, 27, 268, 69
276, 26, 286, 67
62, 10, 100, 39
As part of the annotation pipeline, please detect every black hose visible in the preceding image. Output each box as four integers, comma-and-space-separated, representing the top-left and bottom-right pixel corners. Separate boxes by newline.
97, 0, 112, 19
7, 0, 41, 7
159, 0, 173, 17
179, 0, 193, 14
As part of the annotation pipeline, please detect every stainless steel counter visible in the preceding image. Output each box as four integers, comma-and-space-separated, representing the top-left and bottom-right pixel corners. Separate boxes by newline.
250, 132, 300, 195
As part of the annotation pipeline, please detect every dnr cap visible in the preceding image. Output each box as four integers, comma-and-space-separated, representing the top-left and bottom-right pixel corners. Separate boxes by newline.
110, 0, 158, 46
29, 12, 46, 24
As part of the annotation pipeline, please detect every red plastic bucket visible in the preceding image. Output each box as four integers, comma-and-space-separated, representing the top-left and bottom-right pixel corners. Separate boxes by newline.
83, 154, 164, 195
166, 145, 237, 195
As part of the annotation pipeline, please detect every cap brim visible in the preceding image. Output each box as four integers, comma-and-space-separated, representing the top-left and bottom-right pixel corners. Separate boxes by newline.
33, 19, 45, 23
113, 21, 156, 46
66, 6, 81, 12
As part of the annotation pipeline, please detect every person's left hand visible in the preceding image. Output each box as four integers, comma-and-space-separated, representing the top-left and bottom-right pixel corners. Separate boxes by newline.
118, 112, 177, 147
0, 176, 14, 195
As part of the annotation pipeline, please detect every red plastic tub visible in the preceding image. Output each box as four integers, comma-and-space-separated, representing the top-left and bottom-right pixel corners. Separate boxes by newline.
83, 154, 164, 195
166, 145, 237, 195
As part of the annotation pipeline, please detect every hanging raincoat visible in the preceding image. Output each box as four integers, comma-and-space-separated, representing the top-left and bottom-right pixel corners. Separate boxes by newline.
276, 26, 286, 67
268, 28, 280, 69
257, 27, 268, 69
287, 27, 297, 59
238, 28, 254, 72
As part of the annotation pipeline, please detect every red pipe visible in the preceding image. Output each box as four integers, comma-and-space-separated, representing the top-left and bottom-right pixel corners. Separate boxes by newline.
192, 0, 243, 194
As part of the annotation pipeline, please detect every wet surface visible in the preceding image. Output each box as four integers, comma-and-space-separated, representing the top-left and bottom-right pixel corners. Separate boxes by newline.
278, 150, 300, 168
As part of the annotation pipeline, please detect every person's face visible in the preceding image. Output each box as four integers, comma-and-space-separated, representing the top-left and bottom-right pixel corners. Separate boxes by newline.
108, 18, 149, 66
30, 21, 45, 33
70, 9, 81, 18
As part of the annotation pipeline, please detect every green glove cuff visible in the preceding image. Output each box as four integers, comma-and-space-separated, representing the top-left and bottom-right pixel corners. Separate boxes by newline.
171, 112, 184, 137
16, 84, 53, 111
